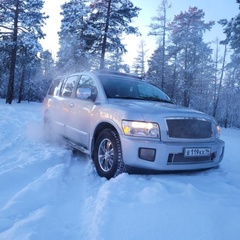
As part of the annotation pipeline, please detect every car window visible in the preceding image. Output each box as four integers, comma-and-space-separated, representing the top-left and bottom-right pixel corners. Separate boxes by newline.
99, 76, 138, 98
48, 78, 62, 96
75, 75, 98, 101
99, 75, 172, 102
138, 82, 170, 100
60, 75, 79, 97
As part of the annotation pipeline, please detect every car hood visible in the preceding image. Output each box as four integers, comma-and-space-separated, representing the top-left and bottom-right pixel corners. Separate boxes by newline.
106, 99, 212, 121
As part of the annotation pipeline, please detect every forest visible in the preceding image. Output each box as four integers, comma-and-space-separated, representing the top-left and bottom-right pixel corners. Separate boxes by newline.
0, 0, 240, 128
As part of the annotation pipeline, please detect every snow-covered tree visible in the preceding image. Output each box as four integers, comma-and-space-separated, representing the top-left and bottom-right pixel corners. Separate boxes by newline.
147, 43, 182, 101
168, 7, 214, 107
88, 0, 140, 69
148, 0, 171, 89
57, 0, 92, 73
219, 5, 240, 60
105, 50, 130, 73
210, 39, 228, 118
217, 2, 240, 126
132, 40, 147, 77
219, 2, 240, 93
0, 0, 48, 104
57, 0, 140, 71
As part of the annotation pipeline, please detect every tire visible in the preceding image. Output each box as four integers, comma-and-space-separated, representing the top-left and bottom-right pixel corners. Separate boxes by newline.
93, 129, 125, 179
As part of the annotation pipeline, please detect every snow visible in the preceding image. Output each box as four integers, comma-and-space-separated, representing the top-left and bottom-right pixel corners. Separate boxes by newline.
0, 99, 240, 240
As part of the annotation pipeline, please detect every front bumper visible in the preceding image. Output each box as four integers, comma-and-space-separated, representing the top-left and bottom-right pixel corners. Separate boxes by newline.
120, 136, 225, 172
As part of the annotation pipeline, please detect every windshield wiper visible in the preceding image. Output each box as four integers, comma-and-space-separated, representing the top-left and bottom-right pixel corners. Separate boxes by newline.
111, 96, 174, 104
111, 96, 142, 100
141, 96, 175, 104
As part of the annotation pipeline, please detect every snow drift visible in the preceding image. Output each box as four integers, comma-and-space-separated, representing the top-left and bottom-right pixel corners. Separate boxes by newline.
0, 99, 240, 240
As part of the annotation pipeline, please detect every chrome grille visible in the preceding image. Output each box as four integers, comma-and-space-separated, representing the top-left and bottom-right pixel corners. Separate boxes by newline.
166, 118, 212, 139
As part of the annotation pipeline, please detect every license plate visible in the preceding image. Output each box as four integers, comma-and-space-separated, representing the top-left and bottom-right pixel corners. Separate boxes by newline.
184, 148, 211, 157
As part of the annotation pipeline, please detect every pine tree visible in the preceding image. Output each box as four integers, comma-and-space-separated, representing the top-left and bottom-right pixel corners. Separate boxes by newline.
212, 39, 228, 118
105, 50, 130, 73
57, 0, 91, 73
148, 0, 171, 90
219, 2, 240, 92
0, 40, 10, 98
57, 0, 140, 71
168, 7, 214, 107
88, 0, 140, 69
218, 1, 240, 126
132, 40, 147, 77
0, 0, 47, 104
147, 44, 181, 100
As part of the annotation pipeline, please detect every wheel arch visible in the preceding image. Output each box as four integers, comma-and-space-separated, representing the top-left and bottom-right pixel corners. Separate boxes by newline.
91, 122, 121, 158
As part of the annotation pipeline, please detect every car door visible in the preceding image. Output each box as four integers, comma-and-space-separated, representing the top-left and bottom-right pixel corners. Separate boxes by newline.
65, 74, 98, 149
44, 76, 68, 136
58, 75, 80, 137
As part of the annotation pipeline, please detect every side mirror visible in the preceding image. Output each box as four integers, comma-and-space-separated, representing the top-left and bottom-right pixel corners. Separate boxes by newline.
76, 88, 91, 100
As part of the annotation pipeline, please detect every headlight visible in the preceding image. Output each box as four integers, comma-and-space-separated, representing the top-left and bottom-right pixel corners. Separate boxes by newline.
122, 120, 160, 138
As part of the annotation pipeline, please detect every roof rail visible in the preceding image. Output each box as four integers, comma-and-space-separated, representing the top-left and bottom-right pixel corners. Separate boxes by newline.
96, 70, 142, 79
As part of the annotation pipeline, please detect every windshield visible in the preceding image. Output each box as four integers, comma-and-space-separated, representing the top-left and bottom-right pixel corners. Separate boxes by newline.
99, 75, 173, 103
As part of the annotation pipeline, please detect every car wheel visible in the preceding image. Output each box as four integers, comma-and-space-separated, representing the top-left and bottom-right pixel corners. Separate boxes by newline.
93, 129, 125, 179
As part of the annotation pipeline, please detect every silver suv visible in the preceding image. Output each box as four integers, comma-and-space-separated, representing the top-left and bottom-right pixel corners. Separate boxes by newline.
43, 71, 225, 179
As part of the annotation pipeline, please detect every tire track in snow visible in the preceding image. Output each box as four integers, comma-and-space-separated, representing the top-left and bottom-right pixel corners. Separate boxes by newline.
0, 206, 47, 240
0, 101, 76, 237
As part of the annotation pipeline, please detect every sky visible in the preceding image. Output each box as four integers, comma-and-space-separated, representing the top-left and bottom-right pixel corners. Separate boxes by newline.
41, 0, 239, 64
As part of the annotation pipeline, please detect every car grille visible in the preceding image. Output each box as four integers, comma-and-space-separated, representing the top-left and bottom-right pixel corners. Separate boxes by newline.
166, 118, 212, 139
167, 153, 216, 164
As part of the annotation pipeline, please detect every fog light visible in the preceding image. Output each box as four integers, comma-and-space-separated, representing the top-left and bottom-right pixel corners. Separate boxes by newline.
139, 148, 156, 162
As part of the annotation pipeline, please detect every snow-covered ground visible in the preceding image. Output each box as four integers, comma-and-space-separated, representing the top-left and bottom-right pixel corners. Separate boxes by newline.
0, 99, 240, 240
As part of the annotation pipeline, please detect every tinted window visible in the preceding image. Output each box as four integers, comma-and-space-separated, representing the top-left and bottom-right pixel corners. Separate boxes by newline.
99, 75, 172, 102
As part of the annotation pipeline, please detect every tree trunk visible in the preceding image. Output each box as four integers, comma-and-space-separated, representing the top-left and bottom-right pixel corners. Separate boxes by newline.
213, 43, 227, 117
18, 65, 26, 103
183, 88, 190, 107
6, 0, 20, 104
183, 46, 190, 107
100, 0, 111, 70
212, 39, 219, 117
161, 2, 167, 90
